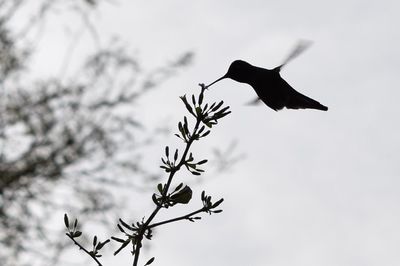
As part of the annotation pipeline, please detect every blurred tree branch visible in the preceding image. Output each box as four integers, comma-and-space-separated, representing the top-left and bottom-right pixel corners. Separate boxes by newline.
0, 1, 193, 265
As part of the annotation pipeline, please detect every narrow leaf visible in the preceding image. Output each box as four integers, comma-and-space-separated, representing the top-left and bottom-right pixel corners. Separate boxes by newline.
180, 95, 195, 116
114, 239, 130, 256
111, 236, 126, 243
144, 257, 155, 266
174, 149, 178, 161
117, 224, 126, 234
201, 130, 211, 138
199, 90, 204, 105
165, 146, 169, 157
119, 218, 135, 231
212, 198, 224, 208
64, 214, 69, 228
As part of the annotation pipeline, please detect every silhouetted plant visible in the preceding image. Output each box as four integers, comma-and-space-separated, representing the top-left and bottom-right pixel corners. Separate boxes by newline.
65, 84, 231, 265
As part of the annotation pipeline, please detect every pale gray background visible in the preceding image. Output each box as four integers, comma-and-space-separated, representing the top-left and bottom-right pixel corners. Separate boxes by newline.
33, 0, 400, 265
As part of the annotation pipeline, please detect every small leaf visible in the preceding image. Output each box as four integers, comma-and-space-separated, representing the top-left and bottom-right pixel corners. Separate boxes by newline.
117, 224, 126, 234
195, 106, 202, 116
201, 130, 211, 138
119, 218, 135, 231
209, 102, 216, 110
157, 183, 163, 193
212, 198, 224, 208
114, 239, 130, 256
198, 125, 205, 134
170, 185, 192, 204
197, 159, 208, 165
212, 100, 224, 111
111, 236, 126, 243
178, 122, 184, 134
174, 149, 178, 161
174, 133, 183, 140
64, 214, 69, 228
74, 231, 82, 238
180, 95, 195, 116
192, 94, 196, 105
144, 257, 155, 266
152, 193, 160, 206
214, 106, 230, 119
174, 183, 183, 192
213, 210, 223, 213
93, 235, 97, 247
74, 218, 78, 229
186, 163, 196, 169
183, 117, 189, 135
96, 239, 110, 250
199, 90, 204, 105
165, 146, 169, 158
215, 110, 231, 119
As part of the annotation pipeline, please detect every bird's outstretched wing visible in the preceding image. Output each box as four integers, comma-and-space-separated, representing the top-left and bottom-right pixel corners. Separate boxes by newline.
273, 40, 312, 72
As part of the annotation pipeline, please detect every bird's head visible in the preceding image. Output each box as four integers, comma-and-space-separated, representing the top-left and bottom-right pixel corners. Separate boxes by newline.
206, 60, 252, 88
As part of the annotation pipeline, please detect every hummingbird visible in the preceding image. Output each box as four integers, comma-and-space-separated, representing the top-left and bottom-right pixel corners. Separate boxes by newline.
206, 41, 328, 111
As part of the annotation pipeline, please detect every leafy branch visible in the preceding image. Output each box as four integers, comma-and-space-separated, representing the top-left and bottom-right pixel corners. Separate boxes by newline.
64, 214, 110, 266
65, 83, 231, 265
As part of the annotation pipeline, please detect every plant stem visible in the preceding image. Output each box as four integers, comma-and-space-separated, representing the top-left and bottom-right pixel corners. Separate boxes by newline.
148, 207, 206, 229
162, 118, 201, 196
66, 233, 102, 266
132, 114, 202, 266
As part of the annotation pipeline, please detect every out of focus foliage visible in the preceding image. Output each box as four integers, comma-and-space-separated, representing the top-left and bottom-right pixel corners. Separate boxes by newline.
0, 1, 192, 265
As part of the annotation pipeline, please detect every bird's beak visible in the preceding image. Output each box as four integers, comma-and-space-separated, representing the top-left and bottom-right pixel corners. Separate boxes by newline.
206, 74, 227, 89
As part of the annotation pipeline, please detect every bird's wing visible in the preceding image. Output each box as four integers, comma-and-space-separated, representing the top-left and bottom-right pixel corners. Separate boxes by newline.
275, 40, 312, 71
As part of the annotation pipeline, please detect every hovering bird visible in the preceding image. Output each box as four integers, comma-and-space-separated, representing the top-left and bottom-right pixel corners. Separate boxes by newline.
206, 41, 328, 111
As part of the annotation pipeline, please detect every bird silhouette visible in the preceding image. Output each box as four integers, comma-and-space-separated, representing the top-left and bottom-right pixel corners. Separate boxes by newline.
206, 41, 328, 111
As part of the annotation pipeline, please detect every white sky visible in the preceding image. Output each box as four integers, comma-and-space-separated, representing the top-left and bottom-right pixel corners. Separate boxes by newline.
31, 0, 400, 265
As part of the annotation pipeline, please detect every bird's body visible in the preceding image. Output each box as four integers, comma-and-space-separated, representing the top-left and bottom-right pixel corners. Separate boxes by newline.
206, 42, 328, 112
226, 60, 328, 111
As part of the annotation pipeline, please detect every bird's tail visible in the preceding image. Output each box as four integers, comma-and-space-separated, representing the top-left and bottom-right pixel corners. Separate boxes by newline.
287, 91, 328, 111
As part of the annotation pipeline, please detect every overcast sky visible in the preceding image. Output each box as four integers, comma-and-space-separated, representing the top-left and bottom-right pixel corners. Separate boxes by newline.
33, 0, 400, 265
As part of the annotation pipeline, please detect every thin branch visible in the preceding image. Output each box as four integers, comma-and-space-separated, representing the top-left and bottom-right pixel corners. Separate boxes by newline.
131, 95, 204, 266
65, 233, 102, 266
149, 207, 206, 229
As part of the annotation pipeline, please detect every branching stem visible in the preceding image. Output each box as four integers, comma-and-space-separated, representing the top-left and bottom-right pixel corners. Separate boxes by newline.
132, 112, 202, 266
149, 207, 206, 229
66, 233, 102, 266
